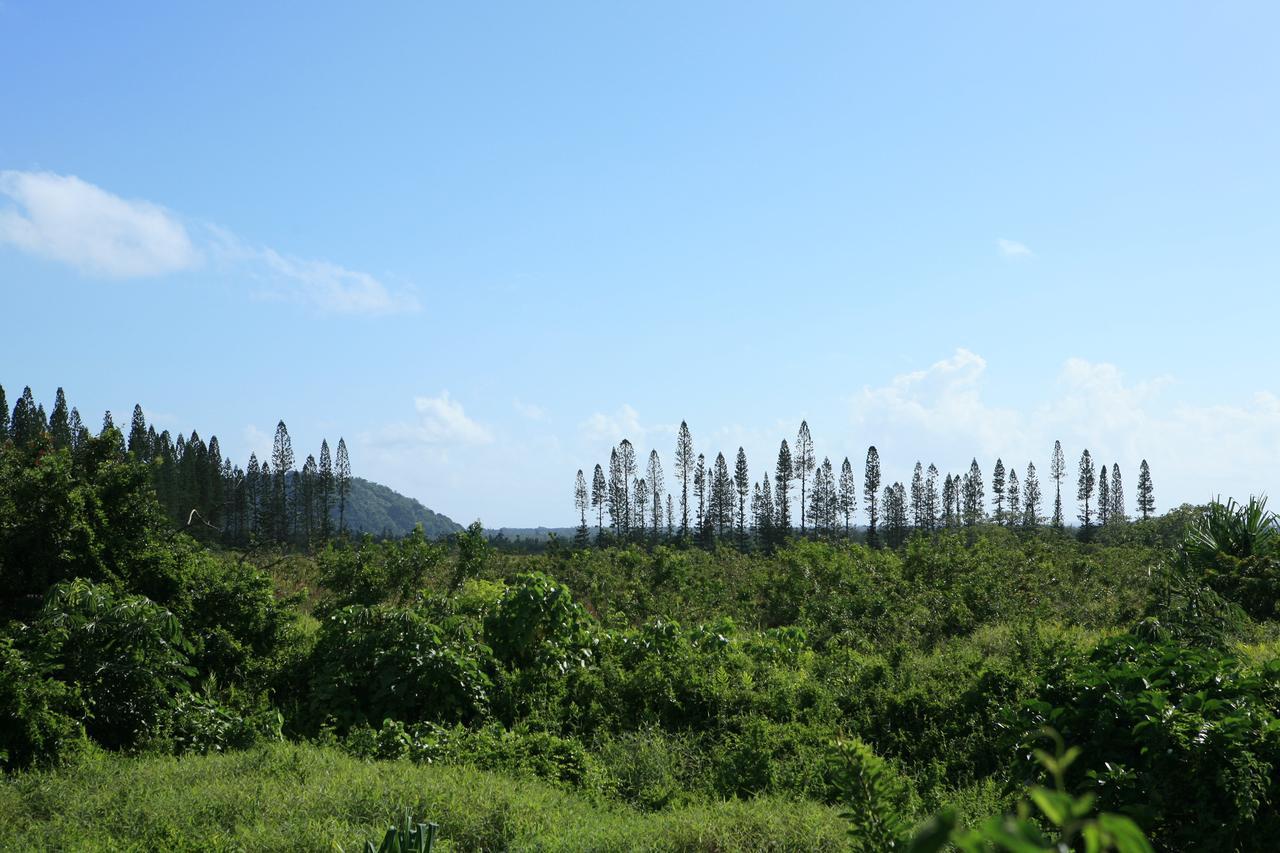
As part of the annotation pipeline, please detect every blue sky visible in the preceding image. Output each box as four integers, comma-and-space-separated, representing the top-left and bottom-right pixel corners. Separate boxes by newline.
2, 2, 1278, 525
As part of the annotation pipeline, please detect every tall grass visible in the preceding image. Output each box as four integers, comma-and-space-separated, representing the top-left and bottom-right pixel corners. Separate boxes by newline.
0, 742, 848, 851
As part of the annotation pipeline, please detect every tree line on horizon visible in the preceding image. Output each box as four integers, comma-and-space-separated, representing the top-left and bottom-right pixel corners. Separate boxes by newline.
0, 384, 353, 547
574, 419, 1156, 549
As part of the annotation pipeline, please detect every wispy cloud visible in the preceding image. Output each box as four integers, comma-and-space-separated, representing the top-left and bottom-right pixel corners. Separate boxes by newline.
850, 349, 1279, 507
0, 169, 417, 315
366, 392, 493, 451
513, 398, 549, 422
997, 237, 1033, 258
0, 170, 198, 277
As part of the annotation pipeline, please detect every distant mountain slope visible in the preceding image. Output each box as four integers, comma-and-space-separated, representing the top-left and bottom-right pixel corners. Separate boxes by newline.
339, 477, 463, 539
486, 526, 578, 541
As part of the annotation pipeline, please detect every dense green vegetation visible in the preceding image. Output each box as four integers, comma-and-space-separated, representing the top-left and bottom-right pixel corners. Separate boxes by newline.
1, 392, 1277, 850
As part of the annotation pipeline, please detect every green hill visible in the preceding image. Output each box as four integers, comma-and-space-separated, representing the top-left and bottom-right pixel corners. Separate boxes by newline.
337, 477, 462, 539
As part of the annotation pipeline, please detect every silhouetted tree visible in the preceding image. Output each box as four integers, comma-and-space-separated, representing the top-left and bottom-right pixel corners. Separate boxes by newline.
838, 457, 856, 536
335, 438, 351, 535
50, 389, 73, 450
1109, 463, 1125, 523
1051, 440, 1066, 528
647, 449, 665, 538
574, 469, 589, 545
864, 446, 881, 545
1137, 459, 1155, 519
1077, 449, 1096, 533
1006, 467, 1021, 526
1023, 461, 1042, 528
591, 464, 606, 536
962, 459, 984, 526
924, 464, 940, 530
992, 458, 1006, 524
126, 403, 147, 457
675, 421, 695, 536
1098, 464, 1110, 526
775, 441, 793, 536
734, 447, 749, 543
794, 421, 815, 532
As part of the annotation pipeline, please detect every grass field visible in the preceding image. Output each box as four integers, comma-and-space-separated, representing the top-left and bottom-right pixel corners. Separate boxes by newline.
0, 742, 849, 851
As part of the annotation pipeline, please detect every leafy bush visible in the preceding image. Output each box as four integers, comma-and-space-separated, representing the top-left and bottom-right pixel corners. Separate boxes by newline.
1017, 634, 1280, 850
0, 633, 86, 769
829, 737, 918, 851
1182, 496, 1280, 620
308, 605, 492, 731
35, 579, 196, 750
484, 572, 593, 672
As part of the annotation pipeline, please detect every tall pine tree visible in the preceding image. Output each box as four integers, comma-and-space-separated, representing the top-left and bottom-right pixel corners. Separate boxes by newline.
335, 437, 351, 535
1023, 462, 1041, 528
838, 457, 856, 537
1137, 459, 1155, 519
734, 447, 749, 544
1077, 449, 1096, 534
864, 446, 881, 545
675, 421, 695, 536
991, 458, 1006, 524
793, 421, 815, 532
1050, 440, 1066, 528
775, 441, 793, 537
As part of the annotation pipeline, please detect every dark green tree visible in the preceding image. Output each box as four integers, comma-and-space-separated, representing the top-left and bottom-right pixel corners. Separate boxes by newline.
992, 458, 1006, 524
675, 421, 694, 536
962, 458, 984, 526
1006, 467, 1021, 526
1098, 464, 1111, 526
335, 437, 351, 535
775, 441, 792, 537
574, 469, 589, 546
590, 463, 606, 536
1023, 461, 1042, 528
271, 421, 294, 543
864, 446, 881, 545
0, 384, 8, 442
1110, 463, 1125, 523
734, 447, 749, 544
910, 462, 925, 529
924, 464, 940, 530
49, 389, 72, 450
1050, 439, 1066, 528
1077, 449, 1096, 533
647, 449, 664, 538
838, 457, 856, 537
1137, 459, 1155, 519
318, 439, 334, 539
127, 404, 148, 458
793, 420, 815, 532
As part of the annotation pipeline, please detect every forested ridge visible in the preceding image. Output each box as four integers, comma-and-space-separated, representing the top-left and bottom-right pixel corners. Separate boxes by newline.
2, 387, 1278, 852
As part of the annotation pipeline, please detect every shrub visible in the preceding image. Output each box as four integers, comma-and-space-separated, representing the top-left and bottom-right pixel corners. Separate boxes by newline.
1017, 635, 1280, 850
36, 579, 195, 750
0, 633, 86, 769
308, 605, 492, 731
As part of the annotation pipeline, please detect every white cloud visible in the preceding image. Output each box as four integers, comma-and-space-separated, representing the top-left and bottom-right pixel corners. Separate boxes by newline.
850, 349, 1280, 508
997, 238, 1033, 258
365, 392, 493, 452
0, 170, 416, 315
0, 170, 198, 277
582, 404, 647, 444
513, 398, 549, 422
241, 424, 274, 461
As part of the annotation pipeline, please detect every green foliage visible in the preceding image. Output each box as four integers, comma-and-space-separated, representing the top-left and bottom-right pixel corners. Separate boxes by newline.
318, 529, 446, 610
0, 742, 851, 851
829, 737, 917, 851
308, 604, 492, 731
1017, 635, 1280, 850
1182, 496, 1280, 619
0, 633, 86, 770
907, 732, 1153, 853
484, 572, 593, 671
36, 579, 196, 750
358, 811, 437, 853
